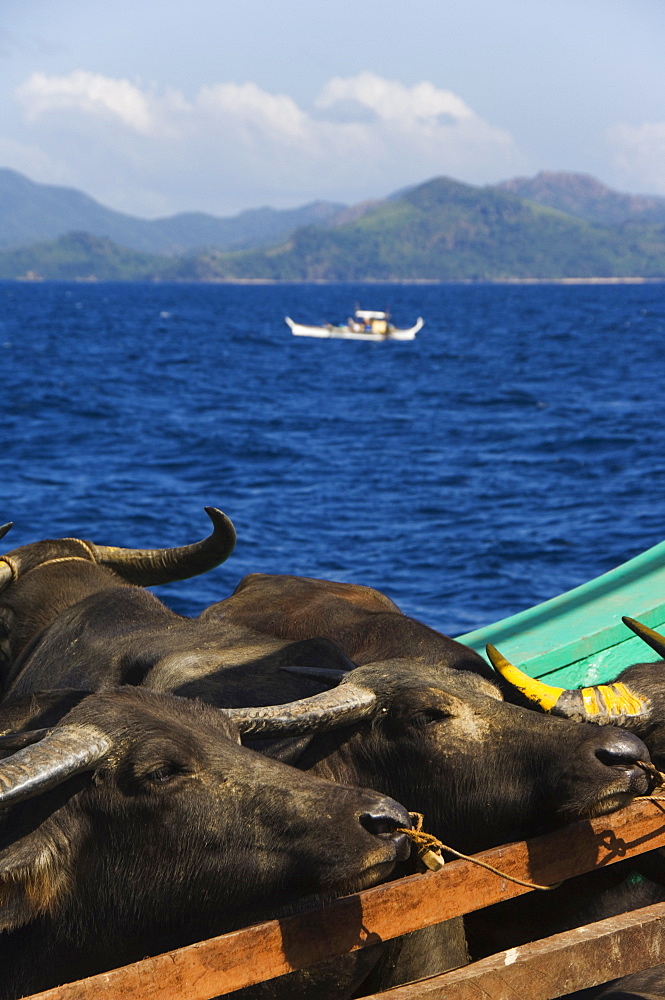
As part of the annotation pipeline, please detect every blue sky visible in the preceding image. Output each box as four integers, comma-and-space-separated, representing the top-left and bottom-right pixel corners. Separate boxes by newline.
1, 0, 664, 217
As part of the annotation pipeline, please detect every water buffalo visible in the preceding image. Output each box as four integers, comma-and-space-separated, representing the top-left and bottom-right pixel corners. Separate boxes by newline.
185, 572, 664, 992
0, 542, 650, 850
0, 538, 656, 994
225, 657, 656, 995
203, 571, 494, 678
10, 663, 648, 999
176, 573, 653, 847
0, 508, 237, 694
0, 517, 367, 701
0, 684, 411, 1000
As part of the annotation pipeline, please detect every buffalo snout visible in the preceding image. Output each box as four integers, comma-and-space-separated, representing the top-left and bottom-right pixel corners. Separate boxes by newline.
568, 723, 654, 817
593, 726, 654, 796
359, 795, 412, 861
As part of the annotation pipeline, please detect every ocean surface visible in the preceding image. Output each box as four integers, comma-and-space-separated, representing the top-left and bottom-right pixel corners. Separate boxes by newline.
1, 280, 664, 638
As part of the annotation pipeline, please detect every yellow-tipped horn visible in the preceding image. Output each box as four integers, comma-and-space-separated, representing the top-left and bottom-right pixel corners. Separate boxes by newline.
623, 617, 665, 659
486, 644, 566, 711
486, 644, 650, 723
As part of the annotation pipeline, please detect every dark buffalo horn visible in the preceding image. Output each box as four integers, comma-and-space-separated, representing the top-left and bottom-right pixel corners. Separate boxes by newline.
86, 507, 236, 586
487, 644, 649, 723
623, 617, 665, 659
0, 724, 112, 806
0, 523, 12, 542
281, 665, 349, 683
226, 683, 377, 738
0, 729, 52, 753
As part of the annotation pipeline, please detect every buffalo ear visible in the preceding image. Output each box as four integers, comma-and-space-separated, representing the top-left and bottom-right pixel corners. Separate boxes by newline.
0, 871, 47, 930
0, 822, 73, 930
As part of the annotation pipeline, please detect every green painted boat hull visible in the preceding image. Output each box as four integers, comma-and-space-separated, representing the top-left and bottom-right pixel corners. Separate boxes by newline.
457, 538, 665, 687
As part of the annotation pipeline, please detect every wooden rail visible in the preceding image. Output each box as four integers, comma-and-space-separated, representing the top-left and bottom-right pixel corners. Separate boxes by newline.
361, 903, 665, 999
23, 797, 665, 1000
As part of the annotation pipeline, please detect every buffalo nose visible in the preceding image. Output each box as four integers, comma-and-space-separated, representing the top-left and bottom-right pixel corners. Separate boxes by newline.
594, 727, 651, 768
360, 796, 412, 861
359, 796, 411, 835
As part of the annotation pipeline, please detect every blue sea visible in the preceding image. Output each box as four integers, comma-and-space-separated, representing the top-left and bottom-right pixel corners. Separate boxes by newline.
1, 280, 664, 637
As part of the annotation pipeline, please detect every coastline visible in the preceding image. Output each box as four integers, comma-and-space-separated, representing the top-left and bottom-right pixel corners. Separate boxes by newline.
7, 274, 665, 285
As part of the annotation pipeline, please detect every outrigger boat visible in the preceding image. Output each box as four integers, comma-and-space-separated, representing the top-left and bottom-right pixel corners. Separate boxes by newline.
285, 309, 424, 341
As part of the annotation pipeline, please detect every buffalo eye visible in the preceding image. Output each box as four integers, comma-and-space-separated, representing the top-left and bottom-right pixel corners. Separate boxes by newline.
413, 708, 453, 727
142, 762, 187, 784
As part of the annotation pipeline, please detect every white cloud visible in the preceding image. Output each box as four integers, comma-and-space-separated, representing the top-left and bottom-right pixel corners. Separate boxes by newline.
9, 70, 529, 216
606, 121, 665, 195
17, 70, 153, 133
197, 82, 307, 139
316, 72, 475, 126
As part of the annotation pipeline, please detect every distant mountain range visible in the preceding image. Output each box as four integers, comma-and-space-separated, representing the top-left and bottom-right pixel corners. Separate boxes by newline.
1, 168, 665, 281
0, 168, 345, 254
495, 171, 665, 227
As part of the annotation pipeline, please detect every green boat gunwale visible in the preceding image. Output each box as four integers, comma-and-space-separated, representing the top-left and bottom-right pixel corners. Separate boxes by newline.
457, 537, 665, 687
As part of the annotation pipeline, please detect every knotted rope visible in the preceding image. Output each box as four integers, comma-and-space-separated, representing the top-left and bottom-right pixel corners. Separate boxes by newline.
636, 759, 665, 794
399, 762, 665, 885
398, 812, 561, 889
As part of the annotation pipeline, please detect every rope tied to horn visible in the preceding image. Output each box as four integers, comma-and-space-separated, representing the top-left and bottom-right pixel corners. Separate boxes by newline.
397, 812, 562, 890
20, 555, 96, 575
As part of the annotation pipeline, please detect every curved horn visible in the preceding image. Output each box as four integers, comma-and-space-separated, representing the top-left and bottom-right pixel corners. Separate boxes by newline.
226, 683, 378, 738
0, 729, 51, 753
0, 523, 12, 543
86, 507, 236, 586
486, 644, 649, 723
623, 617, 665, 659
0, 724, 112, 806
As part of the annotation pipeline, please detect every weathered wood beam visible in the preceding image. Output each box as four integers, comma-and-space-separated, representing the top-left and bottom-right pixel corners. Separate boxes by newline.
22, 797, 665, 1000
360, 901, 665, 999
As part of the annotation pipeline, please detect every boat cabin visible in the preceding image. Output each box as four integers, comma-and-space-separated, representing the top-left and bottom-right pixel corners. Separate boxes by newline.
354, 309, 390, 334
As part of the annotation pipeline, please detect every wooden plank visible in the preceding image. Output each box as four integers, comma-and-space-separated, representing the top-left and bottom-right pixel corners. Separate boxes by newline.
22, 797, 665, 1000
360, 901, 665, 1000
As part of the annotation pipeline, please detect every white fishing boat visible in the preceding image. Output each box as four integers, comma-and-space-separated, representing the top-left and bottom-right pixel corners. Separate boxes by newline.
285, 310, 423, 341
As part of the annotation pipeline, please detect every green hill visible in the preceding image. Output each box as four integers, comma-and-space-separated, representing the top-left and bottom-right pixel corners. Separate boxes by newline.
494, 171, 665, 227
2, 174, 665, 282
0, 232, 172, 281
171, 176, 665, 281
